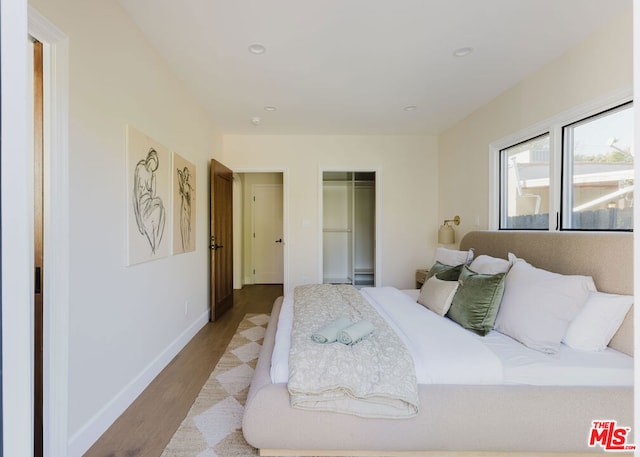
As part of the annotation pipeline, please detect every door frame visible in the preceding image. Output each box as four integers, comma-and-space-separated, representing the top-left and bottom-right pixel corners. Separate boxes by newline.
2, 6, 32, 456
231, 168, 289, 294
28, 8, 71, 457
318, 167, 382, 287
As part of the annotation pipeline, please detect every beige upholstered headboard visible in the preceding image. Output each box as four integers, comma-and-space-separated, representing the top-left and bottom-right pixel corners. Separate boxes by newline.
459, 230, 633, 356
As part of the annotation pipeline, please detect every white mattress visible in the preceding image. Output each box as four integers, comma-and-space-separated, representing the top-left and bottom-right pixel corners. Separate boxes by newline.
270, 287, 633, 387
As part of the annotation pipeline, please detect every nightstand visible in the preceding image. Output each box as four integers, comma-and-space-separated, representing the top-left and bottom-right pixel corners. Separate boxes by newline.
415, 269, 429, 288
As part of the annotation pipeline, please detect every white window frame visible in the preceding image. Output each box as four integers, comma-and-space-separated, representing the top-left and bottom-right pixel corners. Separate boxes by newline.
489, 89, 633, 231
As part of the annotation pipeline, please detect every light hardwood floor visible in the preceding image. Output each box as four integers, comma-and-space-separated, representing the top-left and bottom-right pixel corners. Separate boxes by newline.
83, 284, 282, 457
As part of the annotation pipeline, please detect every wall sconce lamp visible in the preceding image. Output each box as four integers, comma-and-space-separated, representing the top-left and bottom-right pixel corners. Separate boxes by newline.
438, 215, 460, 244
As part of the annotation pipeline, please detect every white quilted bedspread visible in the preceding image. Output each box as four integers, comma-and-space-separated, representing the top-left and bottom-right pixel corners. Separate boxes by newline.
287, 284, 419, 419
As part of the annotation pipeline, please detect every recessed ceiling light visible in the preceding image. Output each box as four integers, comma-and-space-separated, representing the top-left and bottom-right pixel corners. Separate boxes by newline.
403, 105, 417, 111
248, 43, 266, 55
264, 105, 277, 112
453, 47, 473, 57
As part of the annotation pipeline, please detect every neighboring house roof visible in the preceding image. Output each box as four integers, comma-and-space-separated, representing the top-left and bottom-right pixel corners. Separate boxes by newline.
515, 162, 633, 188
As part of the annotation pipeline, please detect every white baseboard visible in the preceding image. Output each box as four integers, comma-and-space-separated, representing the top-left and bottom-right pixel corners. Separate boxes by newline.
67, 310, 209, 456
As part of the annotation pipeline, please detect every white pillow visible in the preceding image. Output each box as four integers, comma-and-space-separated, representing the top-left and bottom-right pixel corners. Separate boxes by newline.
494, 255, 596, 354
433, 247, 474, 267
563, 291, 633, 351
469, 254, 511, 275
417, 277, 459, 316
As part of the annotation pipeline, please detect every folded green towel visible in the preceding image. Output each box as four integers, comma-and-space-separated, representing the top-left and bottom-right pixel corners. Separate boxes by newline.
311, 317, 352, 344
337, 320, 376, 345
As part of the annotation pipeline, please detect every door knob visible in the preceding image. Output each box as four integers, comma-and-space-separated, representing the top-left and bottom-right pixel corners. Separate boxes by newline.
275, 238, 283, 243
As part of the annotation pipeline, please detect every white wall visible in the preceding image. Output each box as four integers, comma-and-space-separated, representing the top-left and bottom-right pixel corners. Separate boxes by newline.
27, 0, 222, 454
438, 12, 633, 243
222, 135, 439, 290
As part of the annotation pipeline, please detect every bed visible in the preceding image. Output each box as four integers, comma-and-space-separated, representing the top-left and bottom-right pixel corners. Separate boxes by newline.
242, 230, 634, 456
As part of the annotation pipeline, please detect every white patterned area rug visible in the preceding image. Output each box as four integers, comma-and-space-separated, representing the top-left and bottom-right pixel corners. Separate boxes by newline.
161, 313, 269, 457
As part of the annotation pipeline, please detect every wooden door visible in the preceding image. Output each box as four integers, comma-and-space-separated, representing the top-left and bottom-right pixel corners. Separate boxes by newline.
252, 184, 284, 284
210, 159, 233, 321
33, 38, 45, 457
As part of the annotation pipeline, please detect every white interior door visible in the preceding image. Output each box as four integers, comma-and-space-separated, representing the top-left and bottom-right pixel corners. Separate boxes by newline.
252, 184, 284, 283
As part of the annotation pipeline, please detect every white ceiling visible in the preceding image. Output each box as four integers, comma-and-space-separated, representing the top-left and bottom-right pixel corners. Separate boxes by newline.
118, 0, 632, 135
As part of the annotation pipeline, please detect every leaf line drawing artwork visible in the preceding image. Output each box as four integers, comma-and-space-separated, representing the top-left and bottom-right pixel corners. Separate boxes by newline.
126, 126, 171, 265
133, 148, 166, 254
173, 152, 196, 254
177, 167, 192, 249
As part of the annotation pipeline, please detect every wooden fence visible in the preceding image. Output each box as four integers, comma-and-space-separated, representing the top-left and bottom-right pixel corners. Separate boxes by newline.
505, 208, 632, 230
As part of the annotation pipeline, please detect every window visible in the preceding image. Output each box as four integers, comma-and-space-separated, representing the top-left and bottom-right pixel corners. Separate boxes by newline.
499, 134, 550, 229
496, 99, 633, 231
562, 103, 633, 230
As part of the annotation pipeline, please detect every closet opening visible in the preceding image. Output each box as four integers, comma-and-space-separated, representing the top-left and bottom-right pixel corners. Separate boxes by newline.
322, 171, 376, 287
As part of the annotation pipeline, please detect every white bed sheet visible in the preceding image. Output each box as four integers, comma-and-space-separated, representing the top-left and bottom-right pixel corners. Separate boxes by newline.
270, 287, 633, 387
360, 287, 503, 384
480, 330, 633, 386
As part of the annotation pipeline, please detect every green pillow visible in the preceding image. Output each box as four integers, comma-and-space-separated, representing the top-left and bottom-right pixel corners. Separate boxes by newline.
425, 261, 463, 282
446, 265, 506, 336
